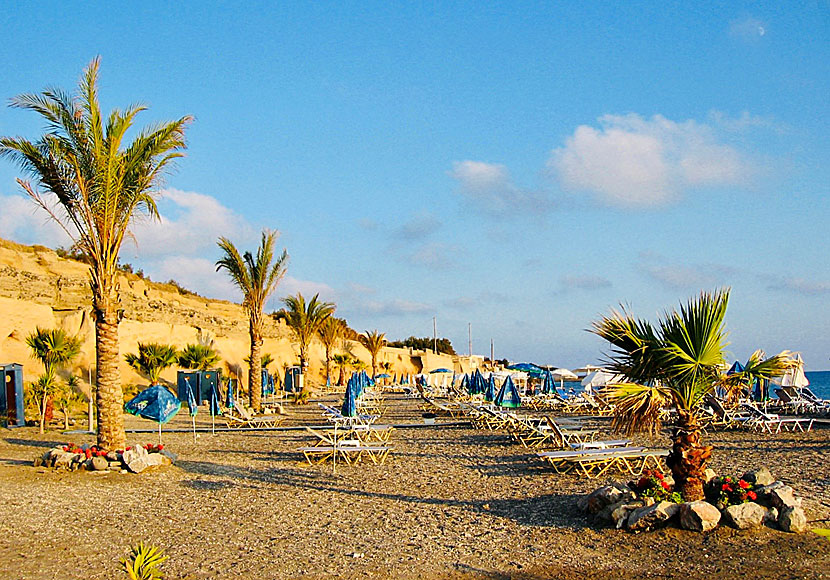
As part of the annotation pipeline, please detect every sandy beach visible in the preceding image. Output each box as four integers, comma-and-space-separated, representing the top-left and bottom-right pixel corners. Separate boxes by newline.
0, 394, 827, 580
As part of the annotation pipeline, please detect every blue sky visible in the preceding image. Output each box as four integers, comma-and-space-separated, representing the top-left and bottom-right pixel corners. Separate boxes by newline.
1, 2, 828, 369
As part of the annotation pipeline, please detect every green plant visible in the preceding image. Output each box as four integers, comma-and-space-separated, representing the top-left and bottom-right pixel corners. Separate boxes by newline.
26, 327, 81, 433
592, 288, 793, 501
217, 229, 287, 411
631, 469, 683, 503
292, 389, 312, 405
178, 343, 221, 371
1, 58, 191, 451
122, 542, 167, 580
359, 329, 386, 379
54, 375, 84, 430
125, 343, 179, 384
274, 293, 335, 374
705, 476, 757, 508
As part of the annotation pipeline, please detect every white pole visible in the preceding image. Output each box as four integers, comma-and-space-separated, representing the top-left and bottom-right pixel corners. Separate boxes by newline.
468, 323, 472, 358
87, 367, 94, 434
158, 421, 162, 445
433, 317, 437, 354
333, 422, 337, 475
192, 415, 196, 443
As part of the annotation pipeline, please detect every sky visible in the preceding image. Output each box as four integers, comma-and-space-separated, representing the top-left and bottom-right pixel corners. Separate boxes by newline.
0, 2, 828, 369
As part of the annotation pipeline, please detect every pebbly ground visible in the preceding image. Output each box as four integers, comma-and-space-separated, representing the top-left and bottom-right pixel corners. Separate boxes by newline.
0, 394, 827, 579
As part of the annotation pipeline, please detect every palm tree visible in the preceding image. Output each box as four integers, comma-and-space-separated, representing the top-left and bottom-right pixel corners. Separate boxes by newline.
274, 293, 335, 383
216, 230, 287, 411
317, 317, 345, 386
0, 59, 191, 450
332, 354, 351, 386
591, 289, 792, 501
178, 343, 222, 371
26, 327, 81, 433
125, 343, 179, 385
359, 330, 386, 379
244, 352, 274, 371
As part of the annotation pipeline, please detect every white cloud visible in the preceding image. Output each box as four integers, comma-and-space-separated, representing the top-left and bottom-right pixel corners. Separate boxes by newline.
449, 160, 552, 215
729, 16, 767, 42
408, 242, 459, 270
278, 276, 336, 302
127, 188, 256, 257
346, 298, 433, 318
548, 114, 754, 207
766, 277, 830, 295
0, 193, 72, 248
638, 254, 737, 290
560, 275, 612, 291
394, 212, 441, 240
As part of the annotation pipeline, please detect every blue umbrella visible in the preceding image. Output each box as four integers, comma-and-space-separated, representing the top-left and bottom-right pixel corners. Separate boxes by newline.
460, 374, 470, 394
125, 384, 181, 444
495, 376, 521, 408
484, 374, 496, 402
541, 369, 555, 395
225, 378, 235, 409
341, 382, 356, 417
375, 373, 391, 379
727, 361, 746, 375
430, 368, 453, 374
185, 379, 198, 442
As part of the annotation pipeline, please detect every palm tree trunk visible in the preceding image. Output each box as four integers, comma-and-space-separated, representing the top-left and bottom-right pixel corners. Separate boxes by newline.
39, 394, 47, 434
95, 306, 126, 451
324, 347, 331, 386
371, 355, 376, 380
337, 364, 345, 386
249, 322, 262, 412
666, 410, 712, 501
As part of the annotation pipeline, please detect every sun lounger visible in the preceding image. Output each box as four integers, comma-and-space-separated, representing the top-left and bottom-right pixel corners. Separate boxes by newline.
739, 402, 814, 433
299, 426, 392, 465
223, 404, 285, 429
537, 446, 668, 478
318, 403, 378, 426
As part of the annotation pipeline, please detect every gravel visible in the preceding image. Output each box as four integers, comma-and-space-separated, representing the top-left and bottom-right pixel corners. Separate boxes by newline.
0, 395, 827, 579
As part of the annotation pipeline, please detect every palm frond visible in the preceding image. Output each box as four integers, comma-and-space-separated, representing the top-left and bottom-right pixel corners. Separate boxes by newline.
607, 382, 671, 436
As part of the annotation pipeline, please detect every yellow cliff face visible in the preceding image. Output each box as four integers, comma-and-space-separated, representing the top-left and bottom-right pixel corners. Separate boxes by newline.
0, 239, 469, 394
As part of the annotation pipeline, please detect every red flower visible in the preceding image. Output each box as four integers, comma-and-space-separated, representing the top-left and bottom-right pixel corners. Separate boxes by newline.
158, 445, 164, 450
725, 477, 732, 483
738, 480, 750, 489
747, 491, 757, 501
722, 484, 732, 492
655, 471, 664, 480
661, 481, 671, 490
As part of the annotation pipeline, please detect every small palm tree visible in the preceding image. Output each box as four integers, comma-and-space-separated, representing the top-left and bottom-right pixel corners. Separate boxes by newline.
274, 293, 335, 380
125, 343, 179, 385
216, 230, 287, 411
26, 327, 82, 433
244, 352, 274, 371
317, 317, 346, 386
1, 59, 191, 450
332, 353, 351, 386
359, 330, 386, 379
54, 375, 84, 431
178, 343, 221, 371
592, 288, 792, 500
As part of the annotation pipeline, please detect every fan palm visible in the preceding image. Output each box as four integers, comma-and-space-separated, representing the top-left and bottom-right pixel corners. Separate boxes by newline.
274, 293, 335, 379
216, 230, 287, 411
592, 288, 792, 500
179, 343, 222, 371
359, 329, 386, 379
26, 327, 82, 433
317, 317, 346, 386
332, 353, 351, 386
0, 58, 191, 450
125, 343, 179, 385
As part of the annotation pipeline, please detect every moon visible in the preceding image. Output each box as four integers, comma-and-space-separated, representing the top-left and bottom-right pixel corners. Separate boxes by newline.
758, 26, 765, 36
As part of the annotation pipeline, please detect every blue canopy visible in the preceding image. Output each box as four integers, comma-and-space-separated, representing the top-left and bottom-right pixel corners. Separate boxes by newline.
185, 379, 198, 417
209, 382, 221, 416
460, 374, 470, 394
471, 368, 486, 395
495, 376, 521, 408
506, 362, 544, 376
341, 382, 356, 417
375, 373, 391, 379
484, 374, 496, 402
727, 361, 746, 375
125, 385, 181, 424
430, 368, 453, 374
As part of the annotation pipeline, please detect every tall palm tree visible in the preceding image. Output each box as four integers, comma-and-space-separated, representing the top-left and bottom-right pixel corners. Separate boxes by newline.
359, 330, 386, 379
317, 317, 345, 386
592, 289, 792, 501
26, 327, 81, 433
274, 293, 335, 382
1, 59, 191, 450
216, 230, 287, 411
179, 343, 222, 371
125, 343, 179, 385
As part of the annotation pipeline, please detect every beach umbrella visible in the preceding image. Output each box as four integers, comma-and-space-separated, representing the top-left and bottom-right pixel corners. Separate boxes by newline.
207, 381, 221, 434
495, 376, 521, 408
430, 368, 453, 374
540, 369, 555, 395
484, 374, 496, 402
375, 373, 391, 379
125, 384, 181, 444
341, 382, 356, 417
581, 369, 619, 392
460, 374, 470, 394
727, 361, 745, 375
185, 378, 198, 443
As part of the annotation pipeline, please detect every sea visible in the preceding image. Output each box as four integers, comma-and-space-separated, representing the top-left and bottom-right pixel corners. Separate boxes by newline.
805, 371, 830, 400
559, 370, 830, 400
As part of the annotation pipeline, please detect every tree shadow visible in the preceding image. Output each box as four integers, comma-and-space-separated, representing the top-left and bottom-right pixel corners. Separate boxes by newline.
4, 437, 66, 449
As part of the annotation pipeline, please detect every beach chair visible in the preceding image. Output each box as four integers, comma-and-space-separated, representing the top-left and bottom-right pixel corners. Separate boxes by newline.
299, 426, 392, 466
223, 403, 285, 429
318, 403, 378, 426
537, 446, 668, 478
415, 384, 465, 418
543, 416, 599, 447
739, 402, 814, 433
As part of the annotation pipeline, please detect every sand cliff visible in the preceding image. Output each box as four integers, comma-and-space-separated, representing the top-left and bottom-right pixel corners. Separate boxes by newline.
0, 239, 473, 394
